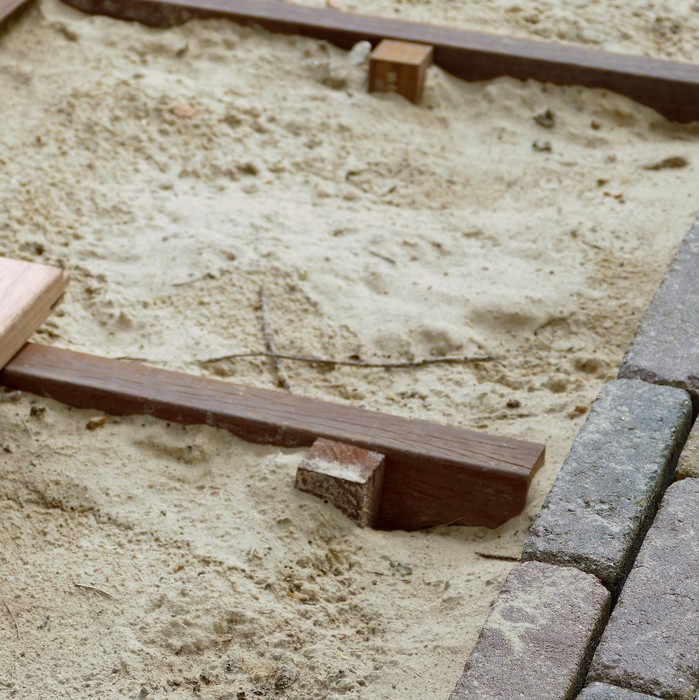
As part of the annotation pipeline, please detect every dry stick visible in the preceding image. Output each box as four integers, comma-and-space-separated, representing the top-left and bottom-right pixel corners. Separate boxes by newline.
3, 601, 19, 640
201, 351, 496, 369
172, 272, 216, 287
475, 552, 520, 563
259, 287, 293, 393
73, 582, 116, 599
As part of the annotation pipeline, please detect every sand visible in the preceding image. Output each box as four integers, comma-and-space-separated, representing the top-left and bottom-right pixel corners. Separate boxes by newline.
1, 1, 698, 698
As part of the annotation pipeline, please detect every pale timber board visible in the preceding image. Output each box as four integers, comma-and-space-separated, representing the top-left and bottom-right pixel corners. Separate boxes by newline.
0, 257, 69, 369
0, 0, 33, 27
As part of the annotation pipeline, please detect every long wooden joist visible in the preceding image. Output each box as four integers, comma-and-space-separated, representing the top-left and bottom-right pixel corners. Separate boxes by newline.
62, 0, 699, 122
1, 342, 545, 530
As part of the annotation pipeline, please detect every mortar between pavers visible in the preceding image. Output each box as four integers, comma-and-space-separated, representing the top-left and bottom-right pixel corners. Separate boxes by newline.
619, 217, 699, 413
578, 682, 661, 699
449, 561, 610, 700
676, 419, 699, 480
522, 379, 692, 593
588, 479, 699, 699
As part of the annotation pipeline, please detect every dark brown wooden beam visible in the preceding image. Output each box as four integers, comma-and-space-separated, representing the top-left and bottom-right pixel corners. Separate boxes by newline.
2, 343, 545, 530
61, 0, 699, 122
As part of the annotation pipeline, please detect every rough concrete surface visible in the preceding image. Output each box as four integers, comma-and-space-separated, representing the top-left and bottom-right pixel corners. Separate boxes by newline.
589, 479, 699, 699
619, 218, 699, 410
578, 682, 661, 699
450, 561, 610, 700
523, 379, 692, 591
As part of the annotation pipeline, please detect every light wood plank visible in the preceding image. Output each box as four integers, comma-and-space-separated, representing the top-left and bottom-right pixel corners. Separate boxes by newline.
0, 0, 32, 27
62, 0, 699, 122
2, 343, 545, 530
0, 257, 69, 369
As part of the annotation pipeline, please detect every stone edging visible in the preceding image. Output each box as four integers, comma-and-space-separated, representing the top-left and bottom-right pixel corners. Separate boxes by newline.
450, 217, 699, 699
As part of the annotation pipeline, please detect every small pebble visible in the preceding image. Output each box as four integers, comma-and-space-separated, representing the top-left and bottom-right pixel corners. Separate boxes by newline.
534, 109, 556, 129
86, 416, 107, 430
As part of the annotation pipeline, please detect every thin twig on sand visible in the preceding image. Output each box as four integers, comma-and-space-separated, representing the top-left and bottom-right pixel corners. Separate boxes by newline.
475, 552, 520, 563
259, 287, 294, 393
201, 351, 496, 369
73, 582, 116, 599
3, 601, 19, 640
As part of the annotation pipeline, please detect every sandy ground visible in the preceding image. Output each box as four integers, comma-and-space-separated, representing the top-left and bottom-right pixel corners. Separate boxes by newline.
1, 1, 699, 698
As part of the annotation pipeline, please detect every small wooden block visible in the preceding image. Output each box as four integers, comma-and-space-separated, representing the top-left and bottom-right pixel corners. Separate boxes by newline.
369, 39, 433, 103
295, 438, 385, 527
0, 257, 69, 369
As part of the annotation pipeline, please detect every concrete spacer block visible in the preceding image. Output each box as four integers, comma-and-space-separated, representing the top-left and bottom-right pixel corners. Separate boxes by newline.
588, 479, 699, 699
577, 682, 661, 699
294, 438, 385, 527
449, 561, 610, 700
676, 419, 699, 480
523, 379, 692, 592
619, 218, 699, 414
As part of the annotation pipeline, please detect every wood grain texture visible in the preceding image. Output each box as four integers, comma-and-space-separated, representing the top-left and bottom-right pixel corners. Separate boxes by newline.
0, 258, 69, 369
61, 0, 699, 122
0, 0, 32, 27
2, 343, 545, 530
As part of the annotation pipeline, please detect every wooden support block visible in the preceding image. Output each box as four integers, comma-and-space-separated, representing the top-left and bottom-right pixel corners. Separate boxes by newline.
1, 343, 545, 531
369, 39, 433, 103
0, 257, 69, 370
295, 438, 385, 527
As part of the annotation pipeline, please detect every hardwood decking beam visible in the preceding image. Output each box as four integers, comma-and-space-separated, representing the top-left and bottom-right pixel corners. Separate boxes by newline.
1, 342, 545, 530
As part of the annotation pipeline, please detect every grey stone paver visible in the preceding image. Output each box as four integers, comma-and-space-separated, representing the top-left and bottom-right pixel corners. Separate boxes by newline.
577, 682, 660, 699
449, 561, 610, 700
522, 379, 692, 592
588, 479, 699, 699
618, 218, 699, 410
676, 420, 699, 480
